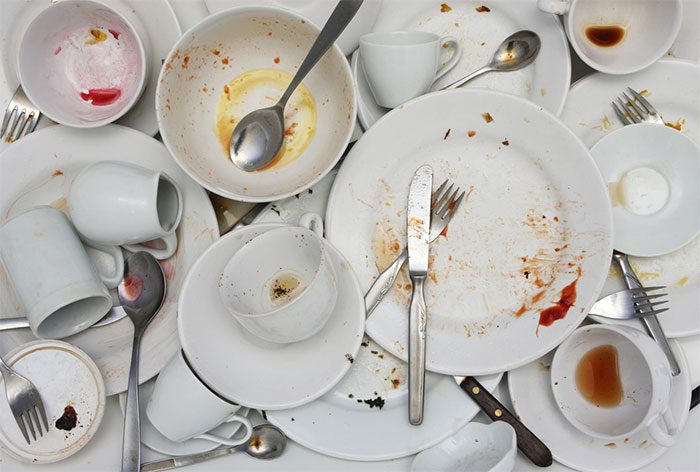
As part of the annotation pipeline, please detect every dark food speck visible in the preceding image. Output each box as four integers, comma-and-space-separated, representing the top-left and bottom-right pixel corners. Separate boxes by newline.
56, 405, 78, 431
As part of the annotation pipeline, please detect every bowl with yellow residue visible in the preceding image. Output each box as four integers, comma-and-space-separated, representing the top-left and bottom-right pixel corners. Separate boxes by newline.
156, 6, 356, 202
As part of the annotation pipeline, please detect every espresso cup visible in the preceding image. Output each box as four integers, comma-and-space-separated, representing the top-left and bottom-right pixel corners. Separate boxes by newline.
146, 351, 253, 445
0, 206, 119, 339
551, 324, 679, 446
219, 213, 337, 344
537, 0, 682, 74
68, 161, 182, 260
359, 31, 463, 108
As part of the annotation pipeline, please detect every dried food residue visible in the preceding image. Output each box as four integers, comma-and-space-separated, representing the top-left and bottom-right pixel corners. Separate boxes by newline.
476, 5, 491, 12
537, 272, 580, 334
361, 396, 385, 409
182, 55, 190, 69
55, 405, 78, 431
274, 56, 281, 64
482, 112, 493, 123
501, 139, 509, 146
440, 3, 452, 12
345, 353, 354, 364
665, 118, 685, 131
53, 169, 64, 177
468, 130, 476, 138
443, 128, 451, 140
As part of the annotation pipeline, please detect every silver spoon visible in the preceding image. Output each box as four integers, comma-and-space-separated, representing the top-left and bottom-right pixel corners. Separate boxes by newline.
229, 0, 364, 172
140, 424, 287, 472
440, 30, 541, 90
119, 252, 166, 472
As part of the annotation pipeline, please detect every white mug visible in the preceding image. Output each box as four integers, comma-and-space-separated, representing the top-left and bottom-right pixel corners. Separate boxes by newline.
551, 324, 679, 447
0, 206, 120, 339
68, 161, 182, 260
146, 351, 253, 445
537, 0, 682, 74
360, 31, 463, 108
219, 213, 337, 344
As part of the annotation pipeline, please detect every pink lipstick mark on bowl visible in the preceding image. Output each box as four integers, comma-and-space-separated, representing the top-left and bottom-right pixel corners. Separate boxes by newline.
80, 88, 121, 106
108, 29, 120, 40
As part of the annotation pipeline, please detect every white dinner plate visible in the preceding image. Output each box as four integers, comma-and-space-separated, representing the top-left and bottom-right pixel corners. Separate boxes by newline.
179, 223, 365, 410
267, 336, 501, 461
326, 89, 613, 376
508, 341, 691, 472
0, 0, 181, 150
0, 125, 219, 395
561, 59, 700, 338
353, 0, 570, 130
203, 0, 382, 56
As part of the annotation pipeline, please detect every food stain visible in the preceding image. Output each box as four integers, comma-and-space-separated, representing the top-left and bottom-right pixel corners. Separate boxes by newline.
476, 5, 491, 12
665, 118, 685, 131
482, 112, 493, 123
468, 130, 476, 137
537, 273, 580, 334
576, 344, 623, 407
55, 405, 78, 431
86, 28, 108, 45
440, 3, 452, 13
215, 68, 316, 170
52, 169, 64, 177
273, 56, 280, 64
80, 88, 121, 106
585, 25, 625, 47
108, 29, 120, 40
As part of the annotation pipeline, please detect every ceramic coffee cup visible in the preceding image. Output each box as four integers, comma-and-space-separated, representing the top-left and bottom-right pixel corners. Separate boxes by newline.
359, 31, 462, 108
68, 161, 182, 260
146, 351, 253, 445
537, 0, 682, 74
551, 324, 679, 447
0, 206, 120, 339
219, 213, 337, 344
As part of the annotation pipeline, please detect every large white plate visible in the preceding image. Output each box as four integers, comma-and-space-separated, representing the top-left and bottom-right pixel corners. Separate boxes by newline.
326, 89, 613, 375
354, 0, 570, 130
508, 341, 691, 472
561, 59, 700, 338
0, 125, 219, 395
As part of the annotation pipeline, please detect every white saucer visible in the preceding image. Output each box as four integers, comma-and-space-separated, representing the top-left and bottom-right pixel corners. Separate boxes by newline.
118, 379, 250, 456
178, 223, 365, 410
508, 340, 691, 472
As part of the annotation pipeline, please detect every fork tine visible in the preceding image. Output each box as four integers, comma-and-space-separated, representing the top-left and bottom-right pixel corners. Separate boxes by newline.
434, 183, 453, 212
617, 97, 641, 123
627, 88, 658, 116
12, 111, 29, 142
1, 105, 16, 136
636, 307, 669, 317
632, 293, 667, 303
431, 179, 448, 206
35, 400, 49, 432
437, 187, 460, 217
15, 412, 31, 444
631, 286, 666, 295
25, 112, 39, 136
446, 190, 466, 218
623, 92, 647, 119
636, 300, 669, 311
28, 407, 43, 437
612, 101, 632, 125
24, 411, 37, 441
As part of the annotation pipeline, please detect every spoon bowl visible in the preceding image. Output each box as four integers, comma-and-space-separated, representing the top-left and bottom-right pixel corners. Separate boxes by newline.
245, 424, 287, 460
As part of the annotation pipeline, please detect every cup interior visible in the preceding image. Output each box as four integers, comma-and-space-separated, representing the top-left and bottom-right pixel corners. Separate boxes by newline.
361, 31, 438, 47
18, 0, 147, 127
36, 293, 112, 339
156, 176, 181, 233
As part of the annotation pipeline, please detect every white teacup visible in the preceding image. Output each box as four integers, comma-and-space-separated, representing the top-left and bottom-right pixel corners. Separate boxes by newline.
68, 161, 182, 260
219, 213, 337, 344
537, 0, 682, 74
551, 324, 679, 447
0, 206, 121, 339
359, 31, 462, 108
146, 351, 253, 445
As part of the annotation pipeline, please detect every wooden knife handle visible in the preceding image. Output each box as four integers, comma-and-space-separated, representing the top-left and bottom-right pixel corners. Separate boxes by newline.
459, 376, 552, 467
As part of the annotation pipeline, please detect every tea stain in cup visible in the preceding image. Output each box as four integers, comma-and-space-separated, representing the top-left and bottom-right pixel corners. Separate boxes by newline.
585, 25, 626, 47
215, 68, 317, 170
268, 272, 305, 306
575, 344, 623, 407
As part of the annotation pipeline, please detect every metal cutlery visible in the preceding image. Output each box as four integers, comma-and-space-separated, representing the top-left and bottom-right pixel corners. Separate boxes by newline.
1, 86, 41, 143
365, 179, 465, 316
0, 353, 49, 444
611, 87, 665, 125
0, 307, 127, 333
588, 287, 668, 320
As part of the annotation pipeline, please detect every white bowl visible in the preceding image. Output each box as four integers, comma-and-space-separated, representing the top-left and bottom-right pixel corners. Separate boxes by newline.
156, 6, 356, 202
18, 0, 148, 128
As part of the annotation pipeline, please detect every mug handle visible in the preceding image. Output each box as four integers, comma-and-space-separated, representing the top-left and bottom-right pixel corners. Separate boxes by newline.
123, 233, 178, 260
83, 241, 124, 289
433, 36, 463, 83
537, 0, 571, 14
298, 212, 324, 237
194, 414, 253, 446
647, 407, 679, 447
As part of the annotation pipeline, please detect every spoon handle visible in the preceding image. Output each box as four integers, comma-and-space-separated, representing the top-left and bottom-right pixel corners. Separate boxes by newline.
141, 445, 244, 472
122, 335, 143, 472
278, 0, 364, 106
0, 317, 31, 331
440, 66, 491, 91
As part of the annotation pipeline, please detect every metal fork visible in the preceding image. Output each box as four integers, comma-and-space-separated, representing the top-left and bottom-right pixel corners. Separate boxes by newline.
1, 86, 41, 143
589, 287, 668, 320
611, 87, 665, 125
0, 354, 49, 444
365, 179, 465, 316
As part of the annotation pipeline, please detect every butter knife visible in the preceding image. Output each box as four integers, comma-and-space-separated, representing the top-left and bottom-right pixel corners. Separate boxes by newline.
407, 165, 433, 425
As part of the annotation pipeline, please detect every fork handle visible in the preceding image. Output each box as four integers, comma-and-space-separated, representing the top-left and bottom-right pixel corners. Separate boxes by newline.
364, 249, 408, 317
613, 253, 680, 376
122, 334, 143, 472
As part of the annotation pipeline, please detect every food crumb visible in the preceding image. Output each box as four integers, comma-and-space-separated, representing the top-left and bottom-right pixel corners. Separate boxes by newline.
476, 5, 491, 12
53, 169, 64, 177
482, 112, 494, 123
55, 405, 78, 431
222, 57, 229, 65
182, 55, 190, 69
345, 353, 354, 364
468, 130, 476, 138
443, 128, 451, 140
362, 396, 386, 409
212, 49, 220, 56
440, 3, 452, 12
501, 139, 509, 146
391, 379, 400, 389
274, 56, 281, 64
604, 443, 617, 448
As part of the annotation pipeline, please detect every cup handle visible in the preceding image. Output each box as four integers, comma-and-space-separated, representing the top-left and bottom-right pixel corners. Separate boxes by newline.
537, 0, 571, 14
433, 36, 463, 83
123, 233, 178, 260
83, 241, 124, 289
647, 407, 679, 447
194, 414, 253, 446
298, 212, 324, 237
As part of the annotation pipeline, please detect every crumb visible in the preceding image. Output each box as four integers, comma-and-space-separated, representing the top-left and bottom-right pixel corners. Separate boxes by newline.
274, 56, 281, 64
182, 55, 190, 69
222, 57, 229, 65
482, 112, 494, 123
501, 139, 509, 146
345, 353, 354, 364
476, 5, 491, 12
440, 3, 452, 13
468, 130, 476, 137
213, 49, 220, 56
444, 128, 451, 140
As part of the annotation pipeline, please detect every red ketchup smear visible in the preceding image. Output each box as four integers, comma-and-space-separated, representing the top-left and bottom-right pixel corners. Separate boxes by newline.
121, 274, 144, 302
80, 88, 121, 106
537, 277, 579, 334
108, 29, 120, 40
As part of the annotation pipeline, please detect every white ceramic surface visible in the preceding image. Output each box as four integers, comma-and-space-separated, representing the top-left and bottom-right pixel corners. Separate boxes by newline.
0, 340, 106, 464
538, 0, 682, 75
353, 0, 571, 130
68, 161, 183, 260
359, 31, 462, 108
0, 125, 219, 395
589, 124, 700, 257
561, 59, 700, 338
508, 341, 690, 472
179, 223, 364, 410
156, 6, 355, 202
411, 421, 517, 472
326, 89, 613, 376
551, 325, 679, 446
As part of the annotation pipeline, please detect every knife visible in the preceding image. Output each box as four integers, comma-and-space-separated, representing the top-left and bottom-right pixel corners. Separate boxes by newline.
406, 164, 433, 425
454, 376, 553, 467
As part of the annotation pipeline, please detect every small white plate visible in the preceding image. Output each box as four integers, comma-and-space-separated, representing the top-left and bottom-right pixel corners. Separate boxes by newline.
507, 340, 691, 472
267, 337, 502, 461
178, 223, 365, 410
118, 379, 250, 456
353, 0, 570, 130
0, 340, 106, 464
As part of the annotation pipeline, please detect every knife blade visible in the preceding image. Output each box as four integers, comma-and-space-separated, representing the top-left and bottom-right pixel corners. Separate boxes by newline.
407, 164, 432, 425
454, 376, 553, 467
